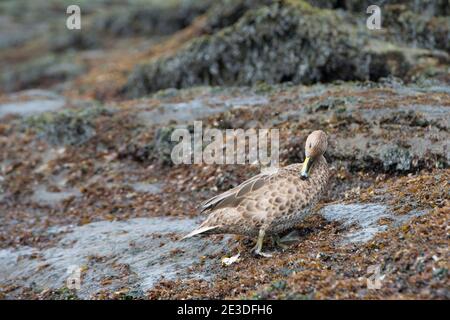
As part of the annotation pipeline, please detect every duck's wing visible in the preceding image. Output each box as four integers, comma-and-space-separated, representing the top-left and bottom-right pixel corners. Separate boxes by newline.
200, 167, 279, 213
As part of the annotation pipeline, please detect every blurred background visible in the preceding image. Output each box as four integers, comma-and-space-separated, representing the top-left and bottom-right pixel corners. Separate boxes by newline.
1, 0, 449, 96
0, 0, 448, 300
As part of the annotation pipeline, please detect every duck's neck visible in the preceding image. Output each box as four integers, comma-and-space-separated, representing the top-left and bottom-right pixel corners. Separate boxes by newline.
313, 155, 327, 167
310, 155, 328, 177
300, 155, 329, 202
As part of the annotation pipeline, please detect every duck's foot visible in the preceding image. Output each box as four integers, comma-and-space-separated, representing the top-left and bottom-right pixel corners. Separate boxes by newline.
251, 228, 273, 258
272, 235, 290, 250
252, 248, 273, 258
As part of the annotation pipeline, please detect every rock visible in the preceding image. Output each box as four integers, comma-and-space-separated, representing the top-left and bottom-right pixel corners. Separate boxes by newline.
150, 126, 182, 166
93, 1, 211, 37
363, 45, 412, 81
26, 106, 111, 146
305, 0, 450, 16
118, 125, 183, 165
0, 16, 43, 49
305, 1, 449, 52
383, 5, 450, 52
124, 1, 371, 96
124, 0, 446, 97
321, 203, 426, 244
0, 90, 66, 118
1, 54, 85, 92
49, 31, 99, 53
0, 217, 229, 299
380, 146, 413, 172
202, 0, 274, 33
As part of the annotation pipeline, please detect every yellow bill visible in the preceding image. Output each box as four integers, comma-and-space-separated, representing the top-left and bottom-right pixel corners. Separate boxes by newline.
300, 156, 312, 179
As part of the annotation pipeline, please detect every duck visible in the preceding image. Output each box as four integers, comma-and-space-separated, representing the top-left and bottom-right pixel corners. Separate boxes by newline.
182, 130, 330, 257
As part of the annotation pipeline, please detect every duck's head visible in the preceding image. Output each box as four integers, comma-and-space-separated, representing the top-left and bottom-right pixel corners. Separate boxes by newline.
300, 130, 328, 179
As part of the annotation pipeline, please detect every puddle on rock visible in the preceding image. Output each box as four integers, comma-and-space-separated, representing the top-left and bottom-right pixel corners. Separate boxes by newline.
217, 96, 269, 108
320, 203, 426, 244
32, 186, 81, 206
138, 100, 227, 126
131, 182, 163, 194
0, 217, 229, 298
137, 95, 269, 126
0, 90, 65, 118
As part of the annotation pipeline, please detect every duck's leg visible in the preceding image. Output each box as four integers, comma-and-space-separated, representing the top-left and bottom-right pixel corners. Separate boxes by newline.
272, 234, 289, 250
251, 229, 272, 257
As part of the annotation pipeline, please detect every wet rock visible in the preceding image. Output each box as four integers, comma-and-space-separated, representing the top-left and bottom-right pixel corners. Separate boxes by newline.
279, 87, 450, 173
0, 90, 65, 118
320, 203, 426, 244
32, 186, 82, 207
0, 217, 229, 299
137, 100, 228, 126
131, 182, 164, 194
329, 131, 449, 174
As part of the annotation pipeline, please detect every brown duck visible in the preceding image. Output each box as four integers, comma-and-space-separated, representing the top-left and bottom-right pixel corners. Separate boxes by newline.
183, 130, 330, 257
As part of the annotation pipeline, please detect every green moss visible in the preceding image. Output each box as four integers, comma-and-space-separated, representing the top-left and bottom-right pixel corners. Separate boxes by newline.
25, 106, 111, 146
50, 287, 80, 300
284, 0, 324, 15
383, 6, 450, 52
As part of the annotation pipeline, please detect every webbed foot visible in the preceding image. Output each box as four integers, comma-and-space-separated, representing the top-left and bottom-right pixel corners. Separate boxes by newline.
252, 248, 273, 258
272, 235, 290, 250
250, 228, 273, 258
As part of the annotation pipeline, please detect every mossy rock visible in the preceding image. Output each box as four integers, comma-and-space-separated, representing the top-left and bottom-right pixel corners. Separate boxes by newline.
383, 5, 450, 52
92, 0, 211, 37
124, 1, 370, 97
26, 106, 111, 146
1, 53, 86, 92
203, 0, 275, 33
304, 0, 450, 16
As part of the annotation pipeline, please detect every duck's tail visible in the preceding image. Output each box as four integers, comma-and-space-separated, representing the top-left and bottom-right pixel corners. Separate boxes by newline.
181, 225, 219, 240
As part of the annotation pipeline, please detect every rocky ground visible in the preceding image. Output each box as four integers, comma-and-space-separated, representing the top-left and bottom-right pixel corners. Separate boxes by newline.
0, 0, 448, 299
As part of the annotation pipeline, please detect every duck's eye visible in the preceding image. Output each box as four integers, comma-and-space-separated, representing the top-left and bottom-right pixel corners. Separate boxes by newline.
309, 143, 312, 148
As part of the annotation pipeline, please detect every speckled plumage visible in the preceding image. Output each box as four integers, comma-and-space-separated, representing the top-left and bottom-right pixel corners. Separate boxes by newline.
183, 131, 331, 247
195, 156, 329, 236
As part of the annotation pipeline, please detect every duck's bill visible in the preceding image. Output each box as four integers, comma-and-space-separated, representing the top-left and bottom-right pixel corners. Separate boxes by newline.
300, 157, 312, 179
